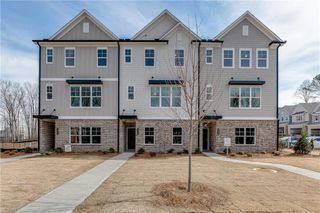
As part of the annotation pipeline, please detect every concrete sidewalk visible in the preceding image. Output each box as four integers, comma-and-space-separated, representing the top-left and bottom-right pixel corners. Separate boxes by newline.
204, 152, 320, 180
0, 153, 40, 164
16, 152, 134, 213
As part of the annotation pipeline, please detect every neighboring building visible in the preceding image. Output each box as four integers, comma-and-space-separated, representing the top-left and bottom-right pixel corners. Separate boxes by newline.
33, 9, 285, 153
279, 102, 320, 136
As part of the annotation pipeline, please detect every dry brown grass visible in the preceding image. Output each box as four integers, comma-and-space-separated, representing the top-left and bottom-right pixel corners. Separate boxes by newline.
152, 181, 229, 210
0, 152, 116, 213
0, 151, 26, 158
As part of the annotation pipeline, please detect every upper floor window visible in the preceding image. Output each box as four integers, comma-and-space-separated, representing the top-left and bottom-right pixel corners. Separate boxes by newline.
65, 48, 75, 67
175, 49, 184, 66
223, 48, 234, 68
128, 86, 134, 100
145, 49, 154, 67
125, 48, 132, 63
315, 115, 319, 122
151, 86, 181, 108
145, 127, 154, 145
173, 128, 182, 145
97, 48, 107, 67
46, 84, 53, 101
295, 114, 303, 122
206, 48, 213, 64
230, 87, 261, 109
235, 128, 255, 145
46, 48, 53, 64
239, 48, 251, 68
242, 25, 249, 36
256, 49, 269, 69
206, 85, 213, 101
70, 86, 101, 108
83, 22, 89, 33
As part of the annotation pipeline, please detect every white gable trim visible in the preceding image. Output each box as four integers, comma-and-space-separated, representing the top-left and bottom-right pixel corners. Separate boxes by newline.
160, 22, 200, 40
213, 11, 283, 42
50, 9, 118, 40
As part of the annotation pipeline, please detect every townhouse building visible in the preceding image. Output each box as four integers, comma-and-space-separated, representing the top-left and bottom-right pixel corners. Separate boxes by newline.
33, 9, 285, 153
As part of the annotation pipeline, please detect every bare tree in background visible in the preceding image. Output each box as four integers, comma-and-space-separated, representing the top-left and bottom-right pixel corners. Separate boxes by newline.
295, 80, 315, 103
310, 74, 320, 97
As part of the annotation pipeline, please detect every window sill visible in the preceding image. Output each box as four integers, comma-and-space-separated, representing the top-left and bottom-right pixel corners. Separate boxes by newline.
69, 144, 102, 146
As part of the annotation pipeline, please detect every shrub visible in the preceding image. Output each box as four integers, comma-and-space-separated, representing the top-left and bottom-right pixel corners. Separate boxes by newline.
183, 149, 188, 154
24, 147, 33, 154
55, 147, 64, 153
237, 151, 245, 155
246, 153, 252, 157
9, 150, 17, 155
230, 153, 236, 157
108, 148, 115, 153
137, 148, 145, 154
223, 147, 231, 154
177, 152, 182, 155
102, 151, 108, 154
149, 152, 157, 157
279, 140, 287, 151
4, 150, 11, 154
167, 148, 174, 153
274, 151, 281, 156
260, 151, 267, 154
294, 128, 312, 154
194, 148, 201, 154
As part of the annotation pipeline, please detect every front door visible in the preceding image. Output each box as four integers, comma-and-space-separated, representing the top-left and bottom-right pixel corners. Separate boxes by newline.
127, 128, 136, 150
203, 128, 209, 151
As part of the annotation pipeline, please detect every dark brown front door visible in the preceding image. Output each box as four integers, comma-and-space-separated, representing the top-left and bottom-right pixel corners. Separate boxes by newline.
203, 128, 209, 151
127, 128, 136, 150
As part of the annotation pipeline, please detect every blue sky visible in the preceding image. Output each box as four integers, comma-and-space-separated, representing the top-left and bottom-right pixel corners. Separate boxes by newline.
1, 0, 319, 106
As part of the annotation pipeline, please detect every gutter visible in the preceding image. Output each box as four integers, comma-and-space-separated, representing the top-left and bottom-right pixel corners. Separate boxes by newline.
36, 42, 41, 152
276, 43, 281, 151
197, 41, 201, 149
33, 39, 169, 44
117, 41, 120, 153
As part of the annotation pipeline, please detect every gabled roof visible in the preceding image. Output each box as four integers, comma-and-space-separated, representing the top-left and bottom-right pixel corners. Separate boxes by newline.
213, 11, 284, 43
131, 9, 200, 40
280, 105, 296, 115
299, 102, 320, 114
50, 9, 118, 40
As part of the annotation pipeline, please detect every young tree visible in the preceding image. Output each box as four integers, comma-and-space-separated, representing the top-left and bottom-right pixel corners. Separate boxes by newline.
295, 80, 315, 103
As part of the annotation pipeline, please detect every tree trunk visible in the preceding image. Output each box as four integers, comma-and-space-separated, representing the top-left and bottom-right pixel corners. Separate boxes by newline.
187, 119, 193, 192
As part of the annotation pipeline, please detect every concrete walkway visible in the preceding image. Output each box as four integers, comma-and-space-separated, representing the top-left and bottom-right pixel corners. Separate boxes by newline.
0, 153, 40, 164
204, 152, 320, 181
16, 152, 134, 213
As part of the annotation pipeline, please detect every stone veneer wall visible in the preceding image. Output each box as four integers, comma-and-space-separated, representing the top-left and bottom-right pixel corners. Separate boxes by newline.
135, 120, 198, 153
55, 119, 118, 152
40, 120, 55, 152
215, 120, 277, 153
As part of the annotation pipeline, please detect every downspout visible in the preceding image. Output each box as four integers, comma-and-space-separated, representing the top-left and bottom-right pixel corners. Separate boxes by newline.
276, 44, 280, 151
197, 40, 201, 148
117, 41, 120, 153
36, 42, 41, 152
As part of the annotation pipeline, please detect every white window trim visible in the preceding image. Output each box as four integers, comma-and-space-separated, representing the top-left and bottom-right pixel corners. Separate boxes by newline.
144, 48, 155, 67
46, 84, 53, 101
97, 47, 108, 68
242, 25, 249, 36
64, 47, 75, 68
124, 48, 132, 64
70, 85, 102, 108
239, 48, 252, 69
174, 48, 185, 67
172, 127, 183, 145
150, 86, 181, 108
144, 127, 155, 145
127, 85, 135, 101
83, 22, 89, 33
256, 48, 269, 69
69, 127, 101, 145
205, 48, 213, 64
222, 48, 234, 68
229, 86, 262, 109
235, 128, 256, 145
205, 84, 214, 101
46, 47, 53, 64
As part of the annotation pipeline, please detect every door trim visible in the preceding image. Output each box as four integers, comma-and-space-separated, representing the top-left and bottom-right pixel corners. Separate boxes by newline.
126, 127, 136, 151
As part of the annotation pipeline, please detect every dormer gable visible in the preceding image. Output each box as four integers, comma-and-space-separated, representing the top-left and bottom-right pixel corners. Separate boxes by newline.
50, 9, 118, 40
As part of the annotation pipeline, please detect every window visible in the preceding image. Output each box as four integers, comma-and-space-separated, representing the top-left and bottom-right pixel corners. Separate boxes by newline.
65, 48, 75, 67
70, 127, 101, 144
230, 87, 261, 108
173, 128, 182, 145
97, 48, 107, 67
83, 22, 89, 33
175, 49, 184, 66
296, 115, 303, 122
235, 128, 255, 145
256, 49, 268, 68
239, 48, 251, 68
145, 49, 154, 67
128, 86, 134, 100
145, 127, 154, 144
223, 48, 234, 68
206, 85, 213, 101
46, 48, 53, 64
242, 25, 249, 36
70, 86, 102, 108
46, 84, 53, 101
315, 115, 319, 122
125, 48, 131, 63
206, 48, 213, 64
151, 87, 181, 107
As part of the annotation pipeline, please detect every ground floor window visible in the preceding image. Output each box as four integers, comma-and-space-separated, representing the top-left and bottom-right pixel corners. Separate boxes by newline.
235, 128, 255, 145
173, 128, 182, 145
145, 127, 154, 144
69, 127, 101, 144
